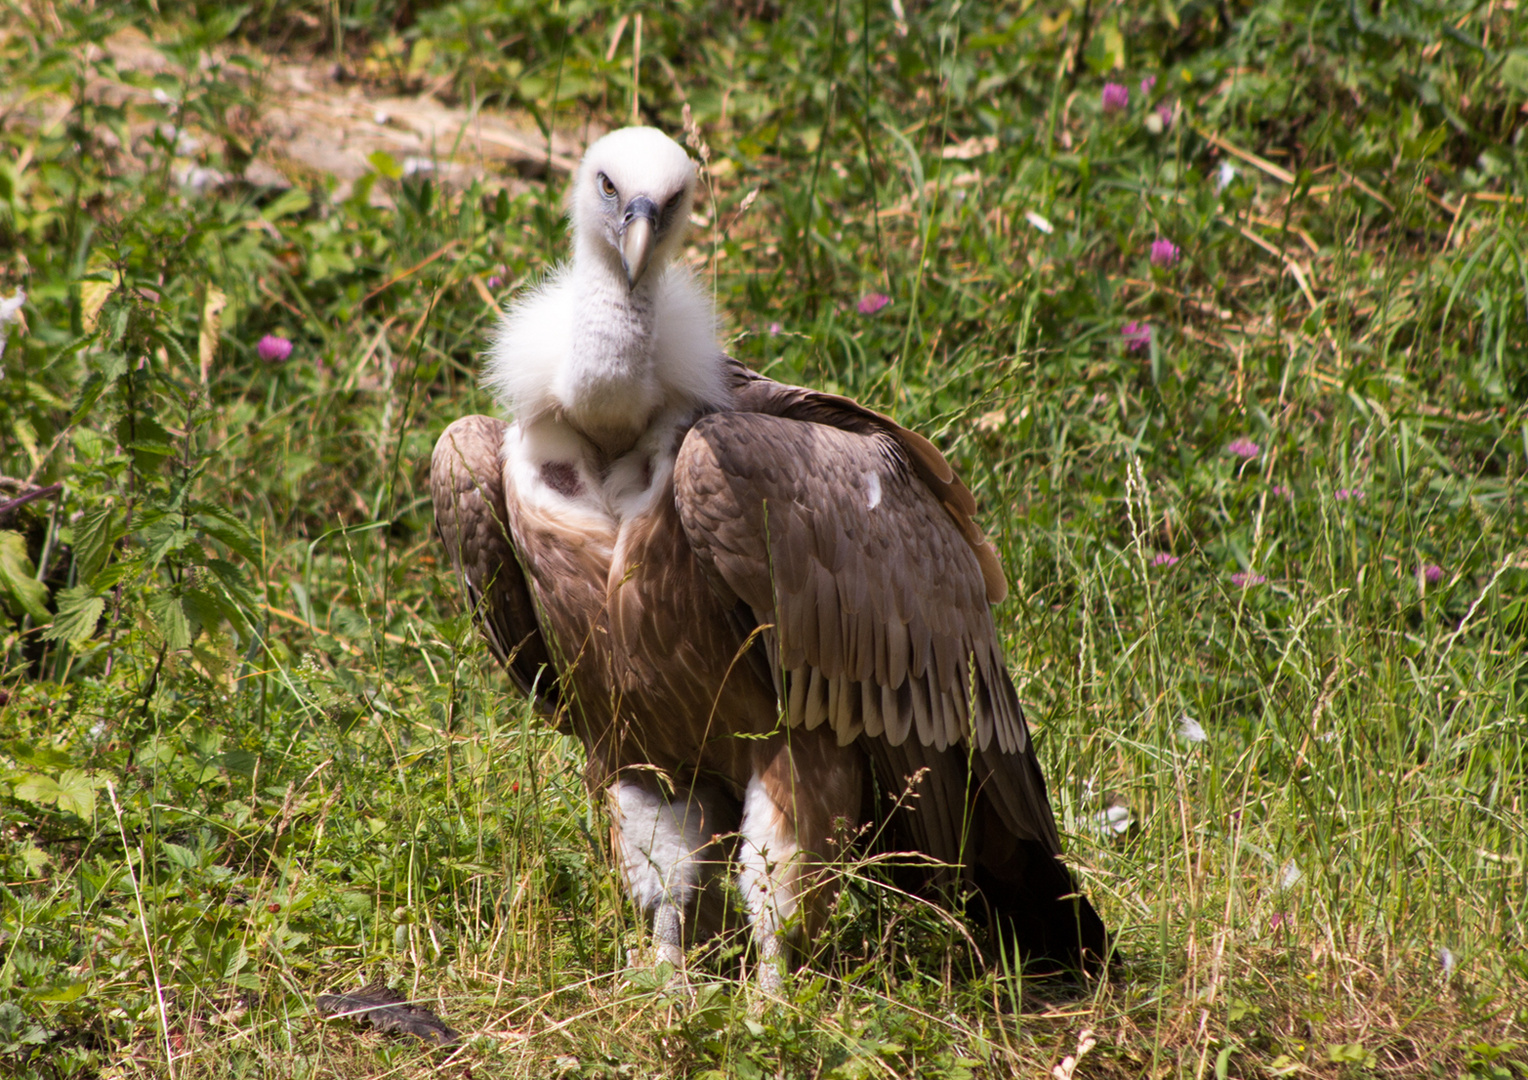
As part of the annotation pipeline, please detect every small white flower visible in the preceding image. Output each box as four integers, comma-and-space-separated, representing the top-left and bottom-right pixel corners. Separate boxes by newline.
1216, 161, 1238, 192
1025, 210, 1055, 234
402, 156, 436, 177
152, 87, 175, 105
1439, 946, 1455, 975
1278, 859, 1302, 889
1177, 715, 1208, 744
373, 109, 391, 125
0, 289, 24, 361
1051, 1029, 1097, 1080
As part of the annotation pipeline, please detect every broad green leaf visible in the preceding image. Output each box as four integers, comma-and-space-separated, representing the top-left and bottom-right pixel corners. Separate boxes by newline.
368, 151, 402, 180
52, 769, 107, 820
0, 531, 49, 621
149, 590, 193, 649
17, 844, 50, 877
13, 769, 104, 820
262, 187, 312, 221
43, 585, 105, 644
115, 413, 173, 474
32, 982, 89, 1004
161, 841, 199, 870
11, 773, 63, 805
70, 503, 121, 586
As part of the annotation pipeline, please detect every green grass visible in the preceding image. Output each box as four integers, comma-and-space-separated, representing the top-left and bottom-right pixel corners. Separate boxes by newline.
2, 0, 1527, 1075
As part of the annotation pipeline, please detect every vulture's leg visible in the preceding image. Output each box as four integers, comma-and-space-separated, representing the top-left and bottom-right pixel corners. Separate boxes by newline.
608, 775, 736, 974
739, 730, 864, 994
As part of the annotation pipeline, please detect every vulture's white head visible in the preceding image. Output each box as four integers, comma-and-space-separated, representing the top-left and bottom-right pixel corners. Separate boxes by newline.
487, 127, 726, 455
571, 127, 697, 289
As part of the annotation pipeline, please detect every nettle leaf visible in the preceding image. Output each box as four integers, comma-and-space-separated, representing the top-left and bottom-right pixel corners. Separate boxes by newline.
115, 413, 174, 474
194, 503, 261, 563
69, 503, 122, 586
180, 585, 230, 632
141, 518, 197, 570
0, 531, 50, 622
70, 351, 127, 425
205, 558, 260, 612
43, 586, 106, 644
149, 590, 194, 649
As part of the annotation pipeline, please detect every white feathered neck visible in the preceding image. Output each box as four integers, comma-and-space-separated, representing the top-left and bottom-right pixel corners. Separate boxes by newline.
484, 260, 728, 440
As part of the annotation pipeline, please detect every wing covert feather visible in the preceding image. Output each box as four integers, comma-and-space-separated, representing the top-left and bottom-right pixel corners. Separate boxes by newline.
673, 409, 1021, 759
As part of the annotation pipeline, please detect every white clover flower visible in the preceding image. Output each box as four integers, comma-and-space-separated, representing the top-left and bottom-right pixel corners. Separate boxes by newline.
1178, 715, 1208, 744
1216, 161, 1238, 191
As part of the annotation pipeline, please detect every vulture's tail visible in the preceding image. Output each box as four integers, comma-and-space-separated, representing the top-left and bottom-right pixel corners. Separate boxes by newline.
863, 738, 1113, 975
970, 798, 1112, 974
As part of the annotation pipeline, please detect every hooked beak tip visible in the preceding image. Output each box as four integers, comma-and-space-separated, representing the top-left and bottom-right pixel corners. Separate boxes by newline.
621, 216, 655, 289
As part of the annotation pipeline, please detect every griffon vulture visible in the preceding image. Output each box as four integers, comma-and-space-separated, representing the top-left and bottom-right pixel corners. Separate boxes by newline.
431, 127, 1108, 988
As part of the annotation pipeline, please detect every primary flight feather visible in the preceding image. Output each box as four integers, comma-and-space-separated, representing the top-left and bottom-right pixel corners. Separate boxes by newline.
431, 126, 1108, 988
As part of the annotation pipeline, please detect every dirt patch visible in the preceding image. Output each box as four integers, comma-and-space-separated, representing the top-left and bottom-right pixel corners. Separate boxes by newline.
4, 26, 590, 205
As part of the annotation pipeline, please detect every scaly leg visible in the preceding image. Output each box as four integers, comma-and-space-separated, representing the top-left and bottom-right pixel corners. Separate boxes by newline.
608, 776, 734, 973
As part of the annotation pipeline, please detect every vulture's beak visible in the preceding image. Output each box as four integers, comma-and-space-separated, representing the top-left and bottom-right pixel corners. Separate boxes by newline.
620, 196, 660, 288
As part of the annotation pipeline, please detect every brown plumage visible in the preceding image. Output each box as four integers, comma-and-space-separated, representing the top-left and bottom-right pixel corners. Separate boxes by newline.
430, 127, 1107, 988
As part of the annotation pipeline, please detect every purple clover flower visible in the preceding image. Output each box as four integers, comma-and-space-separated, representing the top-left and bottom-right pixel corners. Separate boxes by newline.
1102, 82, 1129, 112
1150, 239, 1180, 266
1152, 553, 1180, 567
1140, 75, 1157, 95
768, 321, 783, 336
1272, 484, 1292, 499
1227, 438, 1260, 459
486, 275, 503, 289
1335, 487, 1365, 502
257, 334, 293, 363
1157, 103, 1174, 130
1421, 563, 1444, 584
1231, 571, 1266, 588
857, 293, 890, 316
1122, 321, 1151, 352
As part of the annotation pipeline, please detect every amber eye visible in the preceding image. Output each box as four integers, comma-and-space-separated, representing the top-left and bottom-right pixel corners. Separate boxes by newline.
598, 173, 617, 199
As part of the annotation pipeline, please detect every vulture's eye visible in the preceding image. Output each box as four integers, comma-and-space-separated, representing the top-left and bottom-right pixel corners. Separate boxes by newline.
598, 173, 617, 199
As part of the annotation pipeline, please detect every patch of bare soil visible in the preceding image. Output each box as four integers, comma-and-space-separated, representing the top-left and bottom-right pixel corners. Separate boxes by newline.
7, 25, 588, 205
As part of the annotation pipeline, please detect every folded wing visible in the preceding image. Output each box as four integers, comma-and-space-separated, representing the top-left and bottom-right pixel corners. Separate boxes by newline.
674, 383, 1107, 965
431, 415, 561, 711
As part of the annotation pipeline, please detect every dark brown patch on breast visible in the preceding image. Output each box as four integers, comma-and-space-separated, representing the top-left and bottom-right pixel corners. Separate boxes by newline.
541, 460, 583, 498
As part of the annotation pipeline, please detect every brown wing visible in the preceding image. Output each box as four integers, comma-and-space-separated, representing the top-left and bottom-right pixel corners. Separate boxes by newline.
674, 406, 1026, 758
431, 415, 560, 710
675, 386, 1108, 966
